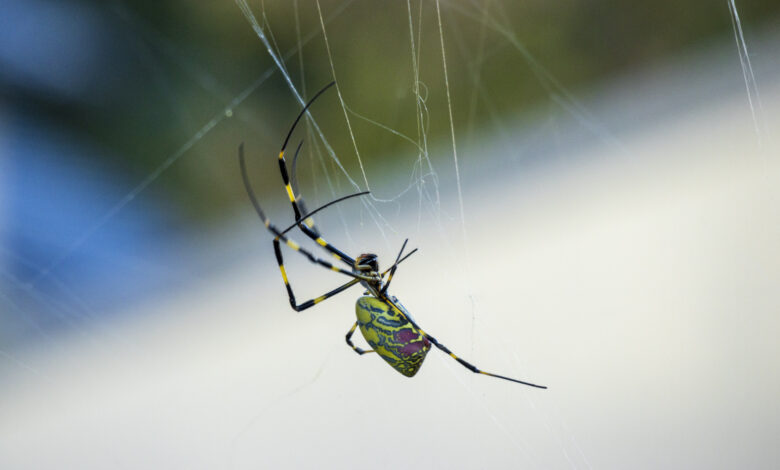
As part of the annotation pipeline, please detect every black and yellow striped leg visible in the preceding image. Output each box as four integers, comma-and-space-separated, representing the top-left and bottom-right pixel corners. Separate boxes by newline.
345, 321, 374, 355
272, 239, 363, 312
279, 190, 370, 238
421, 332, 547, 388
275, 82, 358, 267
381, 297, 546, 389
279, 144, 356, 267
270, 233, 368, 280
381, 239, 409, 295
288, 140, 319, 236
241, 145, 372, 288
241, 143, 365, 280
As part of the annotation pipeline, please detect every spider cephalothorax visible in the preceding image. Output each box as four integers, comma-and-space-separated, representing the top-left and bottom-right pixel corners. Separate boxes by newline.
238, 81, 546, 388
354, 253, 382, 294
354, 253, 379, 272
355, 253, 379, 274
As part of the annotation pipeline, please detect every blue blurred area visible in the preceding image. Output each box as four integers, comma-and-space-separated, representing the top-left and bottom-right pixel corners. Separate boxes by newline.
0, 0, 119, 103
0, 0, 189, 347
0, 113, 189, 346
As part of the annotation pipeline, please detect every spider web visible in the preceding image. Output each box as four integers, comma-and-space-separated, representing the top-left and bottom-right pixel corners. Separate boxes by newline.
0, 0, 775, 468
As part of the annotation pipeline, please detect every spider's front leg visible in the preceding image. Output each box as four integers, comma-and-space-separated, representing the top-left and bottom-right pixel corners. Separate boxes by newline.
273, 82, 359, 269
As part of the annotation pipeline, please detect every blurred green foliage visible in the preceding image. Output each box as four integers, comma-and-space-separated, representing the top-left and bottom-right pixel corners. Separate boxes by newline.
48, 0, 780, 224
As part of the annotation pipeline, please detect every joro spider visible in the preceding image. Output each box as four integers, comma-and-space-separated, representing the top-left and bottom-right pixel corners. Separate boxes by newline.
239, 82, 546, 388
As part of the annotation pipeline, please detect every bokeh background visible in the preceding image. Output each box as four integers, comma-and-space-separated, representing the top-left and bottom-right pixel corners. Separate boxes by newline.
1, 1, 779, 468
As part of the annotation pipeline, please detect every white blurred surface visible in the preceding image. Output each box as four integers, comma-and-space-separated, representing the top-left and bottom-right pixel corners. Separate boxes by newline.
2, 54, 779, 469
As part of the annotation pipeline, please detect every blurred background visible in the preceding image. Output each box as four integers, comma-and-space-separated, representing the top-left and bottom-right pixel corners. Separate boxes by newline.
1, 0, 779, 468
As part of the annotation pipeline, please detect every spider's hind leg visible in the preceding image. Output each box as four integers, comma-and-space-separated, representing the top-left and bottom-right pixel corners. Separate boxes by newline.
345, 321, 375, 355
421, 331, 547, 389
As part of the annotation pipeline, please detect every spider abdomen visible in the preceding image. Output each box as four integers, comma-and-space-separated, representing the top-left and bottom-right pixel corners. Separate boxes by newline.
355, 296, 431, 377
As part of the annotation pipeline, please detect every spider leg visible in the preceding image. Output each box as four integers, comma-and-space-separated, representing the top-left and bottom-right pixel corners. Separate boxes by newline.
240, 145, 373, 288
280, 142, 357, 267
345, 321, 375, 355
289, 140, 319, 236
420, 332, 547, 388
382, 297, 546, 389
276, 82, 358, 268
272, 245, 361, 312
381, 239, 409, 295
380, 248, 419, 277
279, 190, 370, 237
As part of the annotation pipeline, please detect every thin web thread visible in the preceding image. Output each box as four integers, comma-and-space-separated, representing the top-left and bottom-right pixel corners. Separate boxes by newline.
315, 0, 371, 193
311, 0, 415, 251
727, 0, 765, 147
446, 2, 515, 163
232, 0, 358, 186
436, 0, 469, 253
450, 1, 622, 150
235, 0, 403, 251
465, 0, 493, 143
432, 5, 606, 468
406, 0, 442, 234
0, 349, 49, 382
29, 102, 230, 287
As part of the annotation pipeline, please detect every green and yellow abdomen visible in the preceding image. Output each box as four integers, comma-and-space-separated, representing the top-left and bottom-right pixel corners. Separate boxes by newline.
355, 296, 431, 377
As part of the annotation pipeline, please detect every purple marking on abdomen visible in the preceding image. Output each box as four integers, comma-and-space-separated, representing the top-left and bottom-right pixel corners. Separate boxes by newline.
396, 328, 418, 343
399, 341, 426, 357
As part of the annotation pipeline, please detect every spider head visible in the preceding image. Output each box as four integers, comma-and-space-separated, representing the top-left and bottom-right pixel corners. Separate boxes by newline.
355, 254, 384, 295
354, 253, 379, 274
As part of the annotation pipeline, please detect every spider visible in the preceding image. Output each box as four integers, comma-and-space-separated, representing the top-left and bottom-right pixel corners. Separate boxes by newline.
239, 82, 546, 388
